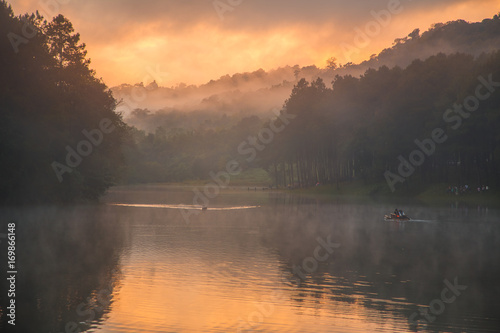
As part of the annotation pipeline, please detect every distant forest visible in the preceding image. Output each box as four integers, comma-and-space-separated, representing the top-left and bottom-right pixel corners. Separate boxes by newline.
115, 13, 500, 132
124, 52, 500, 192
1, 0, 499, 203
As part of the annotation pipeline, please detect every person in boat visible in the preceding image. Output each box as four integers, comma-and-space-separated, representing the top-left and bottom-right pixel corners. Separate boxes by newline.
399, 210, 404, 217
394, 208, 399, 217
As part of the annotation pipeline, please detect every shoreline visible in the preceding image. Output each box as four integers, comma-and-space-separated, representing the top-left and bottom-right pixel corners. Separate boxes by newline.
289, 181, 500, 208
113, 180, 499, 208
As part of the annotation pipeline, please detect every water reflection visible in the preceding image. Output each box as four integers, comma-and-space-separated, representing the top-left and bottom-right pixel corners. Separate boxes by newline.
260, 203, 500, 332
0, 205, 126, 333
109, 203, 260, 210
0, 186, 499, 333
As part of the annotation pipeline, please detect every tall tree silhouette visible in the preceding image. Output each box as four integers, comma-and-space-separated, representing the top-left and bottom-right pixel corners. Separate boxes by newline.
0, 2, 126, 203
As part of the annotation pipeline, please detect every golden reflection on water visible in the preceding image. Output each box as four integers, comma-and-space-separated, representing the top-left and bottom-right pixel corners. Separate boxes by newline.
109, 203, 260, 210
104, 269, 410, 332
97, 218, 410, 333
2, 189, 498, 333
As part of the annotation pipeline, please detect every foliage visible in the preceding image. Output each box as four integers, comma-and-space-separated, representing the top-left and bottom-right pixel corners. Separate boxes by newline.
121, 52, 500, 192
121, 116, 265, 184
262, 52, 500, 191
0, 2, 126, 203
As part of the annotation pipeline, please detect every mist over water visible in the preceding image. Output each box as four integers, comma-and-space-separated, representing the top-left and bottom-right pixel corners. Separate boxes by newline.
1, 185, 499, 332
2, 3, 500, 333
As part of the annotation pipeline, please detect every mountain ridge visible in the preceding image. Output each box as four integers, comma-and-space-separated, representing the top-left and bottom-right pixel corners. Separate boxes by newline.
112, 13, 500, 132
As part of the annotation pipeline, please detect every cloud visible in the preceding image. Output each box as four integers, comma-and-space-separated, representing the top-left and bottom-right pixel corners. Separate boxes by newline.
62, 0, 482, 31
8, 0, 500, 86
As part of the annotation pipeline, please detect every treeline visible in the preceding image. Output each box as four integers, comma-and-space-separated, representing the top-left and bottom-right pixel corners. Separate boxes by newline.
125, 108, 243, 134
122, 52, 500, 191
122, 115, 266, 183
260, 52, 500, 191
2, 0, 500, 203
112, 14, 500, 125
0, 2, 126, 203
343, 14, 500, 77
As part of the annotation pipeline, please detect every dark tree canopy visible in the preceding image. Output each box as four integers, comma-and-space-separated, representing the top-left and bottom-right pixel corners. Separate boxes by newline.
120, 52, 500, 194
261, 52, 500, 192
0, 2, 126, 203
2, 0, 499, 200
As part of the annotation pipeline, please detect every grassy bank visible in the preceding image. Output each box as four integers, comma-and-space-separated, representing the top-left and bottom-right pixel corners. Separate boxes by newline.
121, 168, 499, 207
293, 181, 500, 207
416, 184, 500, 206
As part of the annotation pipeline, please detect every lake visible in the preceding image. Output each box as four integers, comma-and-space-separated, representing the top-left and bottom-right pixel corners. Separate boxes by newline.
1, 184, 499, 332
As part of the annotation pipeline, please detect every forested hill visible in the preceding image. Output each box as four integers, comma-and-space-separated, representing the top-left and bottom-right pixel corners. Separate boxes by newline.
337, 14, 500, 77
2, 0, 500, 203
261, 52, 500, 193
123, 51, 500, 192
114, 14, 500, 133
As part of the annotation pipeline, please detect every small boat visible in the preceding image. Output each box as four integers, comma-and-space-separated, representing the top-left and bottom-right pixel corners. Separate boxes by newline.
384, 213, 410, 221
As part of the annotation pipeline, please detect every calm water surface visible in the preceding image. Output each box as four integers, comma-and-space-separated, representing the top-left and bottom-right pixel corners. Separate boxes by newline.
1, 185, 499, 332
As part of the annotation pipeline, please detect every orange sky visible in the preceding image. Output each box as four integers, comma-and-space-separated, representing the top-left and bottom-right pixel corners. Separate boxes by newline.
8, 0, 500, 87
